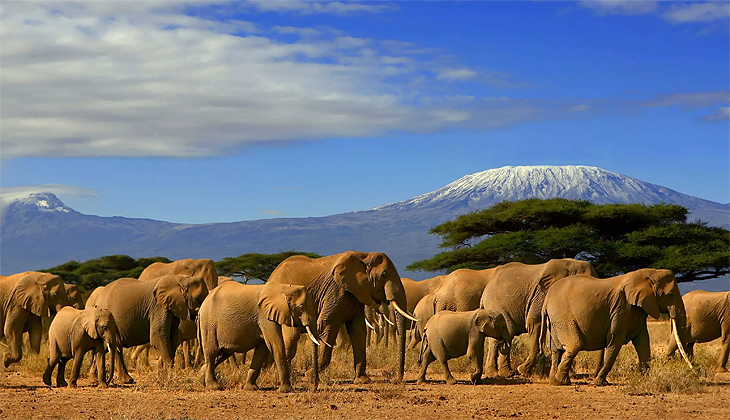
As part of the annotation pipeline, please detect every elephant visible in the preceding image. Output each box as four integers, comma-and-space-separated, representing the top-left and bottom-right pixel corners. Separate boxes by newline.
266, 251, 418, 383
666, 290, 730, 372
43, 306, 118, 388
88, 274, 208, 384
402, 276, 445, 348
417, 309, 511, 385
543, 268, 690, 386
1, 271, 70, 367
199, 281, 322, 392
65, 284, 85, 310
137, 259, 218, 368
479, 259, 597, 377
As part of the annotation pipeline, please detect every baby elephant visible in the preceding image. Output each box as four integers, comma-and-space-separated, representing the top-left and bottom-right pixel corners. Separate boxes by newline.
418, 309, 510, 385
43, 306, 118, 387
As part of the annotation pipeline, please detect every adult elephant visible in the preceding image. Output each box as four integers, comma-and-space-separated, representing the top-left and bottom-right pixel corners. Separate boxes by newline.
267, 251, 417, 383
199, 281, 322, 392
543, 268, 691, 386
402, 276, 446, 348
64, 284, 85, 310
666, 290, 729, 372
89, 274, 208, 384
479, 259, 597, 377
1, 272, 70, 367
138, 258, 218, 368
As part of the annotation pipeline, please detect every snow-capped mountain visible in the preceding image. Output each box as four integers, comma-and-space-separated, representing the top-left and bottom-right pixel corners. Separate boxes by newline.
370, 165, 722, 214
2, 166, 728, 281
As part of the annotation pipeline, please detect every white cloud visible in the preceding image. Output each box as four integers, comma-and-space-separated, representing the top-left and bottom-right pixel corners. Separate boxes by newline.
437, 68, 478, 81
259, 209, 284, 215
243, 1, 396, 15
663, 2, 730, 23
639, 91, 730, 111
0, 184, 101, 207
698, 106, 730, 122
580, 0, 658, 16
0, 2, 475, 158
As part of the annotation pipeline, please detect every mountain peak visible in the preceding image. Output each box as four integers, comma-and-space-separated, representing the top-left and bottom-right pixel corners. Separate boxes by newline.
2, 192, 74, 214
368, 165, 713, 213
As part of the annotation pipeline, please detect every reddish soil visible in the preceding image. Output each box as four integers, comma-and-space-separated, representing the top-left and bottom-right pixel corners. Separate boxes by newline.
2, 368, 728, 420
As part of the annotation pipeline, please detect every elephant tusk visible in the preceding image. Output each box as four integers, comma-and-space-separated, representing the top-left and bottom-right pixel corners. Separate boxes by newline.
382, 314, 395, 326
320, 338, 332, 348
364, 317, 376, 331
106, 342, 111, 354
305, 326, 320, 346
391, 301, 419, 323
671, 318, 694, 371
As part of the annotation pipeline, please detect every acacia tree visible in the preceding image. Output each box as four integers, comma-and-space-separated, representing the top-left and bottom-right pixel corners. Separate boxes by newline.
215, 250, 322, 283
407, 198, 729, 282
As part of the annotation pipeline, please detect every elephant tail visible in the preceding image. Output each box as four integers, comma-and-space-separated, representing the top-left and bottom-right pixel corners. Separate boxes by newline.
418, 331, 429, 366
196, 315, 203, 363
539, 306, 549, 356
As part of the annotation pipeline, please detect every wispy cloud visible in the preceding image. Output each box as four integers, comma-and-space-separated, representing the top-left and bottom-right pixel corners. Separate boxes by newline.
271, 187, 298, 190
437, 68, 478, 81
698, 106, 730, 123
663, 2, 730, 23
580, 0, 730, 23
0, 184, 101, 206
259, 209, 284, 216
580, 0, 658, 16
243, 1, 397, 15
638, 90, 730, 111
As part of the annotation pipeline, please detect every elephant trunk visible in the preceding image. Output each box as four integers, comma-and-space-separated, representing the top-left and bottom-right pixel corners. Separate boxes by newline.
384, 280, 412, 382
312, 329, 319, 390
106, 333, 117, 386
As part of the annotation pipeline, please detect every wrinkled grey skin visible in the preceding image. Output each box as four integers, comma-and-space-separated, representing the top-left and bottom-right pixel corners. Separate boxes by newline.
267, 251, 412, 383
417, 309, 511, 385
479, 259, 597, 377
1, 272, 70, 367
43, 306, 118, 388
543, 269, 689, 386
198, 281, 320, 392
666, 290, 730, 372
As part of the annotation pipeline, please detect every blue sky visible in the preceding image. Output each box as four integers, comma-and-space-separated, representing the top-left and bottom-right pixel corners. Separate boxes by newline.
1, 1, 728, 224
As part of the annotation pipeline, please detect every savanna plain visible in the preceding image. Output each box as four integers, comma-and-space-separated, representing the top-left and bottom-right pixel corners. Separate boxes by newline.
2, 321, 728, 420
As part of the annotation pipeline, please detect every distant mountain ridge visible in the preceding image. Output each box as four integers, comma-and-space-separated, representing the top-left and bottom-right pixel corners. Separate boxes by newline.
2, 166, 728, 282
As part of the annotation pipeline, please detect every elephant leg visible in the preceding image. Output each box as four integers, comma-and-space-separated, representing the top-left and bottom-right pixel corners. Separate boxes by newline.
467, 336, 485, 384
28, 322, 43, 354
346, 314, 370, 384
68, 348, 88, 387
593, 345, 622, 386
203, 347, 221, 390
497, 347, 515, 377
549, 346, 563, 385
441, 359, 456, 385
43, 344, 61, 386
632, 329, 650, 373
592, 349, 605, 380
518, 325, 543, 376
2, 318, 24, 368
417, 344, 435, 385
718, 326, 729, 373
95, 350, 108, 388
181, 339, 190, 369
484, 337, 500, 377
244, 343, 270, 391
57, 358, 69, 387
282, 326, 301, 362
262, 321, 292, 393
115, 346, 135, 384
554, 346, 579, 386
686, 342, 695, 360
314, 323, 336, 371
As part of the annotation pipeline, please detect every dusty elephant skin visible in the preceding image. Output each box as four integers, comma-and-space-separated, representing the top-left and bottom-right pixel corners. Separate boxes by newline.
543, 268, 690, 386
666, 290, 730, 372
86, 274, 208, 384
266, 251, 415, 383
417, 309, 511, 385
43, 306, 118, 388
0, 272, 70, 368
198, 281, 321, 392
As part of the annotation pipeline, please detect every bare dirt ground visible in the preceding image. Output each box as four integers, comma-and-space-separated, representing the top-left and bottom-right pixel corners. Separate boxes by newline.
2, 321, 729, 420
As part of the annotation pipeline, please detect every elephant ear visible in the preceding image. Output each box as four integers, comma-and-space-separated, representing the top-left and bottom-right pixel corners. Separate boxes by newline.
332, 253, 372, 306
82, 310, 100, 340
622, 270, 661, 319
180, 276, 208, 305
153, 275, 189, 321
258, 283, 295, 327
13, 274, 50, 317
538, 259, 573, 291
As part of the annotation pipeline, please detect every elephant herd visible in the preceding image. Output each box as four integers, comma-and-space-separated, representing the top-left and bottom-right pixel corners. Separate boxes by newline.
1, 253, 728, 393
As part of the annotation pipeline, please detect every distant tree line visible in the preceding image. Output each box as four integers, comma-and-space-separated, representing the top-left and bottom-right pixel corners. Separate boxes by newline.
408, 198, 729, 282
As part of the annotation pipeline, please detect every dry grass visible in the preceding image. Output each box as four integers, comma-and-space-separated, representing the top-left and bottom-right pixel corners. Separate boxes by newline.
1, 320, 724, 396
